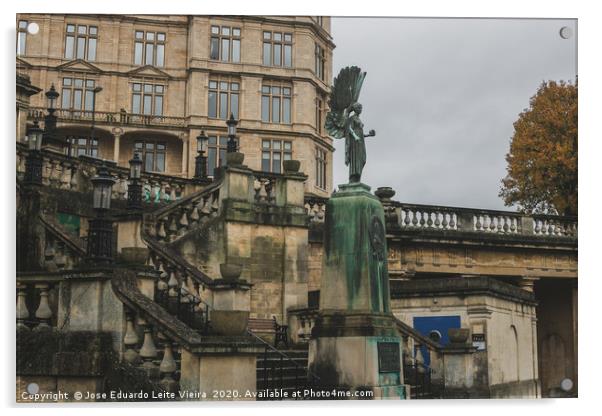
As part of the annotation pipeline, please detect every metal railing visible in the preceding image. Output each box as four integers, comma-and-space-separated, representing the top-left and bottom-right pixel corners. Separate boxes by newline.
28, 107, 187, 128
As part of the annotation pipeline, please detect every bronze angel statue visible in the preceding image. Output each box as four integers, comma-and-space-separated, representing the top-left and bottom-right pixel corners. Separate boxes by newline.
325, 66, 376, 183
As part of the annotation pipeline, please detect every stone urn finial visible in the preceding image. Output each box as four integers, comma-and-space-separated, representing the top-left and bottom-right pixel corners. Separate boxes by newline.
220, 263, 242, 281
226, 152, 245, 167
375, 186, 396, 202
283, 159, 301, 174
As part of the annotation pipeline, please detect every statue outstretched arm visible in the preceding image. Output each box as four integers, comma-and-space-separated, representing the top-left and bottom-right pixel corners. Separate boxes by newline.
364, 129, 376, 137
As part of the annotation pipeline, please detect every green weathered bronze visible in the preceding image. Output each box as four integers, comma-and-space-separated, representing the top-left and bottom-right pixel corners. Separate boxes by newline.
325, 66, 376, 183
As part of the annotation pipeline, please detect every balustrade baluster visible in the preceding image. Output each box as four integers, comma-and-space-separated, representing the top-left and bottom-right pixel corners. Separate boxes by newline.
157, 220, 167, 240
138, 318, 160, 379
34, 284, 53, 329
123, 310, 141, 364
449, 213, 456, 229
475, 214, 482, 231
441, 212, 448, 229
159, 336, 178, 393
16, 283, 30, 330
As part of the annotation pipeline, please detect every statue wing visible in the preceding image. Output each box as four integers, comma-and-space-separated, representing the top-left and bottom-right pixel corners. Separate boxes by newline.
325, 66, 366, 139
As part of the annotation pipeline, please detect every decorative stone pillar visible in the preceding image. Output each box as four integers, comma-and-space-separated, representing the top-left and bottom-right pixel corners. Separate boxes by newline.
112, 127, 123, 163
309, 182, 406, 399
210, 263, 252, 336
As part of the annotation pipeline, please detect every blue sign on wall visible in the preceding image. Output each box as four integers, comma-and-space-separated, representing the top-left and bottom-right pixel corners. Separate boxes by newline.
412, 315, 461, 366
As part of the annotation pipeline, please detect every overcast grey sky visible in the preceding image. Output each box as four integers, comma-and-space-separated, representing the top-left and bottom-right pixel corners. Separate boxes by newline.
330, 17, 577, 210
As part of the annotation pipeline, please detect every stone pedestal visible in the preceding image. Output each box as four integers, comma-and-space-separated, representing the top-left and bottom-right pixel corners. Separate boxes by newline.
308, 183, 406, 399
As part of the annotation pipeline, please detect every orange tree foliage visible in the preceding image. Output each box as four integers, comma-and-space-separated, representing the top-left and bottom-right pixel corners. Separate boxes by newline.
500, 80, 577, 216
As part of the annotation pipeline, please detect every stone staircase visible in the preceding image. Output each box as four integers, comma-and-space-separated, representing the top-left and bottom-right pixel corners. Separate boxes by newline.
255, 344, 310, 400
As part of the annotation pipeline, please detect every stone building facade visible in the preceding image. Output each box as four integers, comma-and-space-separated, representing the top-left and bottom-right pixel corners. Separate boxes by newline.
16, 14, 335, 197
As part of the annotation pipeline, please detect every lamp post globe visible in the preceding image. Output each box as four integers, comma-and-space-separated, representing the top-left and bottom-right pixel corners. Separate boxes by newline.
45, 84, 59, 112
27, 121, 44, 151
91, 164, 116, 211
226, 113, 238, 153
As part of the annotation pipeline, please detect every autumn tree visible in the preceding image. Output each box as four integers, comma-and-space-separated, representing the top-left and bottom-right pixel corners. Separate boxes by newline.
500, 80, 577, 216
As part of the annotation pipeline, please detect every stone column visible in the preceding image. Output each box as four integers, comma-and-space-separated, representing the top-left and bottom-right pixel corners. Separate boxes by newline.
112, 127, 123, 163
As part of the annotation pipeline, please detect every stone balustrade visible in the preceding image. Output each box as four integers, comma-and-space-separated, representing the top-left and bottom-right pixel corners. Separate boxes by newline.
17, 143, 199, 205
145, 253, 211, 333
121, 307, 182, 393
304, 195, 328, 223
28, 106, 187, 129
144, 181, 222, 244
304, 186, 580, 240
287, 307, 320, 345
16, 275, 62, 331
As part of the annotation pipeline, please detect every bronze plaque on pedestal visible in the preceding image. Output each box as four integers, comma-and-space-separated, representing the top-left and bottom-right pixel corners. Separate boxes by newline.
377, 342, 401, 373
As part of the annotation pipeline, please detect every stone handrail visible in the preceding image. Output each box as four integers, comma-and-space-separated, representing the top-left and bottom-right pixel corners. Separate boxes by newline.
17, 142, 200, 205
385, 201, 577, 239
28, 106, 187, 128
305, 188, 577, 240
39, 213, 87, 271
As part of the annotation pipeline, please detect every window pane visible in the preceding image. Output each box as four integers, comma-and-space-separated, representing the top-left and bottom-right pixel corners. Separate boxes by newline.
219, 149, 226, 167
271, 86, 280, 95
273, 141, 281, 150
232, 39, 240, 62
133, 83, 141, 92
211, 26, 219, 35
274, 44, 281, 66
86, 80, 95, 88
155, 85, 163, 93
231, 83, 239, 91
73, 90, 82, 109
222, 27, 230, 35
156, 44, 164, 67
74, 79, 83, 87
284, 33, 292, 42
157, 33, 165, 41
272, 97, 280, 123
283, 87, 291, 96
220, 81, 228, 90
262, 152, 270, 172
283, 153, 291, 161
135, 31, 144, 39
89, 26, 98, 35
263, 43, 271, 65
17, 32, 26, 55
284, 141, 292, 150
208, 92, 217, 118
261, 96, 269, 122
61, 89, 71, 108
65, 36, 74, 59
231, 94, 239, 119
156, 153, 165, 172
145, 153, 153, 171
144, 84, 153, 93
132, 94, 141, 113
67, 24, 75, 33
78, 25, 87, 34
146, 32, 155, 41
209, 81, 218, 89
262, 86, 270, 94
273, 152, 281, 173
219, 136, 227, 146
84, 90, 94, 111
145, 44, 154, 65
209, 136, 217, 145
63, 78, 72, 86
87, 38, 97, 61
221, 39, 229, 61
284, 45, 292, 67
210, 37, 219, 59
157, 143, 165, 150
207, 148, 216, 176
76, 37, 85, 59
274, 33, 282, 41
219, 92, 228, 119
143, 95, 152, 115
134, 42, 143, 65
262, 141, 270, 149
154, 96, 163, 116
283, 98, 291, 123
233, 28, 240, 36
263, 31, 271, 40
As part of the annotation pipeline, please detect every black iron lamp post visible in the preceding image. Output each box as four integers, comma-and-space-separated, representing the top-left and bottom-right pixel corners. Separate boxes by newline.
194, 130, 209, 180
24, 121, 44, 185
90, 86, 103, 145
86, 164, 116, 264
127, 153, 143, 210
44, 84, 59, 137
226, 113, 238, 153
